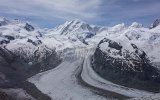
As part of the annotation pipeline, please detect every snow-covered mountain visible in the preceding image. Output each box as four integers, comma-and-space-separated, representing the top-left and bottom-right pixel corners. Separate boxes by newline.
0, 18, 63, 88
92, 38, 160, 92
0, 18, 10, 26
150, 19, 160, 29
87, 21, 160, 62
89, 19, 160, 93
47, 19, 102, 44
0, 17, 160, 100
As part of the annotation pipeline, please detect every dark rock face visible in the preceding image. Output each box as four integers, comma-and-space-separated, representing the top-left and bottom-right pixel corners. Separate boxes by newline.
0, 46, 61, 87
24, 23, 34, 31
150, 19, 160, 29
0, 40, 10, 45
92, 38, 160, 92
4, 35, 15, 40
85, 32, 95, 39
27, 39, 42, 46
0, 45, 61, 100
0, 35, 15, 45
0, 18, 8, 26
0, 91, 16, 100
0, 21, 7, 26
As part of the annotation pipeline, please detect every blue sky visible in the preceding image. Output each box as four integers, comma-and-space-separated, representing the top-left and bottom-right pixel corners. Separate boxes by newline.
0, 0, 160, 28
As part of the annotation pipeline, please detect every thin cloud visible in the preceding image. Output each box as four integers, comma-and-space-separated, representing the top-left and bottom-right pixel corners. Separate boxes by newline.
0, 0, 102, 20
100, 0, 160, 21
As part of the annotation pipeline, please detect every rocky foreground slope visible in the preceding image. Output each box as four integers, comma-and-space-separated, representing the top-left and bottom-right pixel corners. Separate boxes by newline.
0, 18, 63, 87
92, 38, 160, 92
91, 19, 160, 93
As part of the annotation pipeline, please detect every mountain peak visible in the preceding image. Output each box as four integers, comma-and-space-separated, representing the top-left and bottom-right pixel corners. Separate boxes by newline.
24, 23, 35, 32
109, 23, 125, 32
70, 19, 85, 23
130, 22, 143, 28
54, 19, 93, 35
63, 19, 87, 28
51, 19, 101, 44
68, 19, 86, 23
150, 19, 160, 29
0, 17, 27, 26
0, 17, 10, 26
0, 17, 6, 21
